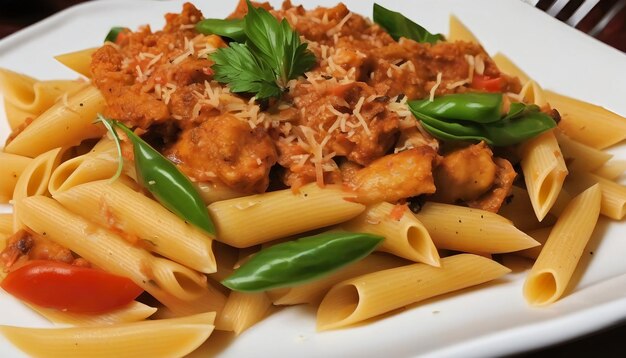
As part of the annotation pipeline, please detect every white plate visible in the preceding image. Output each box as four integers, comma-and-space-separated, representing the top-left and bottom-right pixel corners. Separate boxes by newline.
1, 0, 626, 356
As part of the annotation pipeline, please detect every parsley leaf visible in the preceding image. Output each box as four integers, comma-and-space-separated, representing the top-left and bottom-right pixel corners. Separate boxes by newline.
210, 0, 316, 99
212, 43, 282, 99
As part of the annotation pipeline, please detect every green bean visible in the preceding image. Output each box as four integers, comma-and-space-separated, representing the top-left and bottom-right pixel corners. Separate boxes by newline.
96, 115, 215, 235
409, 93, 503, 124
195, 18, 246, 42
222, 232, 384, 292
373, 3, 444, 44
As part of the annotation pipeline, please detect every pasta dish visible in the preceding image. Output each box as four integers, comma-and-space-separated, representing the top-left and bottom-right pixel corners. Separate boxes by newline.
0, 0, 625, 356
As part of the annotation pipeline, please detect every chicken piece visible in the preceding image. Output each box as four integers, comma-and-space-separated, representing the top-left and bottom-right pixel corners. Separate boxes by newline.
467, 157, 517, 212
433, 142, 497, 203
166, 114, 277, 194
348, 146, 437, 204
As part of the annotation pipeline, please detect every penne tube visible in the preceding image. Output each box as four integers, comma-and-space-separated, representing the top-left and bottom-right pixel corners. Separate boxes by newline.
492, 52, 530, 85
554, 130, 612, 172
523, 184, 601, 306
195, 181, 247, 204
0, 312, 215, 358
268, 253, 405, 306
0, 152, 32, 203
215, 292, 271, 334
4, 85, 105, 158
497, 186, 552, 231
16, 196, 225, 315
54, 47, 98, 78
516, 226, 552, 260
48, 138, 136, 194
12, 147, 64, 230
547, 90, 626, 149
30, 301, 157, 327
415, 202, 539, 253
208, 242, 239, 283
340, 202, 440, 266
518, 80, 547, 107
447, 14, 480, 44
54, 180, 216, 273
0, 213, 12, 235
565, 171, 626, 220
520, 130, 568, 221
316, 254, 510, 330
594, 160, 626, 180
208, 183, 365, 248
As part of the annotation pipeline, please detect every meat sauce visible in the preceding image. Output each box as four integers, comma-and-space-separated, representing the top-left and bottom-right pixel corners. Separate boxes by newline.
90, 0, 520, 211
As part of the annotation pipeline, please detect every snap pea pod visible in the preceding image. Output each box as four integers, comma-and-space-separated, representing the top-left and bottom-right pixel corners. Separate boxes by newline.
408, 96, 556, 146
96, 115, 216, 235
373, 3, 444, 44
195, 18, 246, 42
104, 27, 128, 43
409, 93, 503, 123
222, 232, 384, 292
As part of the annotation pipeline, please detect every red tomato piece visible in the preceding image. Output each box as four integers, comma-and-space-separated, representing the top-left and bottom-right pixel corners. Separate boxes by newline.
0, 260, 144, 313
471, 75, 504, 93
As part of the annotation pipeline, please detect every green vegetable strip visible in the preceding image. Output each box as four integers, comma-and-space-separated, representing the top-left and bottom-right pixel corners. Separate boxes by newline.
104, 27, 128, 43
408, 94, 556, 146
409, 93, 503, 124
222, 232, 384, 292
96, 116, 216, 235
373, 3, 444, 44
195, 18, 246, 42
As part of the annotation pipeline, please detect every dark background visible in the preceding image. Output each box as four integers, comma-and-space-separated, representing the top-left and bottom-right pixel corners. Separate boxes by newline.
0, 0, 625, 357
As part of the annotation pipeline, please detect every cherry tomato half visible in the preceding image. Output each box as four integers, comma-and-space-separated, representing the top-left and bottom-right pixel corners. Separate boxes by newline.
1, 260, 143, 313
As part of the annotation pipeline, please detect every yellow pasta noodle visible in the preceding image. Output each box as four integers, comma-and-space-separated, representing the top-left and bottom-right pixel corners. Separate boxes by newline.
54, 179, 217, 273
208, 183, 365, 247
4, 85, 105, 157
497, 186, 552, 231
0, 312, 215, 358
0, 153, 32, 203
516, 226, 552, 260
555, 130, 612, 172
492, 52, 530, 85
216, 292, 271, 335
520, 130, 568, 221
54, 47, 98, 78
447, 14, 479, 43
340, 202, 439, 266
415, 202, 538, 253
518, 80, 547, 107
16, 196, 225, 315
594, 160, 626, 180
523, 184, 601, 306
317, 254, 510, 330
268, 253, 404, 306
0, 213, 12, 235
547, 90, 626, 149
565, 171, 626, 220
29, 301, 157, 327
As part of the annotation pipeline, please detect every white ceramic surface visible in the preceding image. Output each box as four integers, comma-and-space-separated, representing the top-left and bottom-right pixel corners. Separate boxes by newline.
1, 0, 625, 357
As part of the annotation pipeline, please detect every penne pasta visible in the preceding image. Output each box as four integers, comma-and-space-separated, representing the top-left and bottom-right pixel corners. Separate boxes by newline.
0, 214, 12, 235
54, 47, 99, 78
565, 171, 626, 220
555, 130, 612, 172
447, 14, 480, 44
492, 52, 530, 85
268, 253, 404, 306
53, 180, 216, 273
340, 202, 440, 266
518, 80, 547, 107
496, 186, 550, 232
594, 160, 626, 180
0, 312, 216, 358
316, 254, 510, 330
30, 301, 157, 327
4, 85, 105, 158
516, 226, 552, 260
216, 292, 271, 335
547, 90, 626, 149
0, 152, 32, 203
16, 196, 225, 315
415, 202, 539, 253
520, 130, 568, 221
523, 184, 601, 306
208, 183, 365, 247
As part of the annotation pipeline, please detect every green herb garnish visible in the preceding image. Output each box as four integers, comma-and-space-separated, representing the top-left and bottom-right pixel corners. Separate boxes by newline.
210, 0, 316, 99
104, 27, 128, 43
195, 18, 246, 42
373, 3, 444, 44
